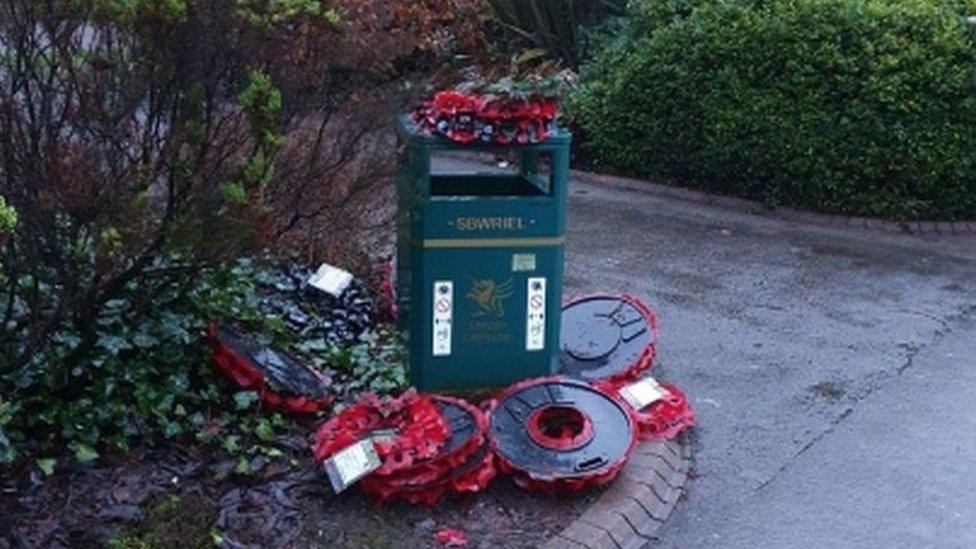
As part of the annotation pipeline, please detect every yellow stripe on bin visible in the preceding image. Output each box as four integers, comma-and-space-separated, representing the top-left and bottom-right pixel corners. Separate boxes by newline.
409, 236, 565, 249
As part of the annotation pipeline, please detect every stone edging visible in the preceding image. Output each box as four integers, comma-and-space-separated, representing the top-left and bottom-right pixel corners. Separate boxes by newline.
539, 439, 692, 549
572, 170, 976, 236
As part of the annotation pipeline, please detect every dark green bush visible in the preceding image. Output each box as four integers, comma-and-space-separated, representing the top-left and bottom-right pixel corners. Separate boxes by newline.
0, 258, 289, 467
487, 0, 626, 67
626, 0, 715, 30
0, 257, 405, 469
575, 0, 976, 220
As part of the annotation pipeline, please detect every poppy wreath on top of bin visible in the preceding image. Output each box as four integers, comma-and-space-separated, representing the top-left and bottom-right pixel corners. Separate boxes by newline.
412, 90, 559, 145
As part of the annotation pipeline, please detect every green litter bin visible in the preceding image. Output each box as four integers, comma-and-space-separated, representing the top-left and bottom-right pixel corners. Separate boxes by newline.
395, 115, 572, 390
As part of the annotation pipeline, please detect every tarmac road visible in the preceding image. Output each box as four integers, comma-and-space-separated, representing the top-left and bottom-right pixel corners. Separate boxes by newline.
562, 177, 976, 549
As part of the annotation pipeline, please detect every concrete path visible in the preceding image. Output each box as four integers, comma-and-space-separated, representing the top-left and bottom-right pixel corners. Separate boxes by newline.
562, 177, 976, 549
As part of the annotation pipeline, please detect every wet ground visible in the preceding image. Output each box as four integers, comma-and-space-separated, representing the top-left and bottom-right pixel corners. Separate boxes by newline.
561, 177, 976, 548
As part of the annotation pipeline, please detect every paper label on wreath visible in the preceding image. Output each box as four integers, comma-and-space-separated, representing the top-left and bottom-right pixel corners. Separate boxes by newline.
323, 439, 381, 493
367, 427, 399, 446
619, 377, 667, 411
308, 263, 353, 297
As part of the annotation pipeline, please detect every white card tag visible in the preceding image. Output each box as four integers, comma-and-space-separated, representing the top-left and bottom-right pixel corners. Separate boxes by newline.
367, 428, 398, 445
619, 377, 667, 410
308, 263, 354, 297
323, 439, 381, 493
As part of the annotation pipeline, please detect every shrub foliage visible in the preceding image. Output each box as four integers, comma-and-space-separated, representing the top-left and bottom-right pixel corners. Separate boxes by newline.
575, 0, 976, 220
0, 0, 455, 466
486, 0, 625, 67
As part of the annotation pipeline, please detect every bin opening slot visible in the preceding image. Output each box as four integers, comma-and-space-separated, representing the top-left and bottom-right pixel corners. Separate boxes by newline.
430, 174, 547, 197
429, 150, 554, 197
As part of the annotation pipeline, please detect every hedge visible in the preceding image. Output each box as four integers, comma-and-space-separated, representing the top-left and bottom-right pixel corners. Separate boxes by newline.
574, 0, 976, 220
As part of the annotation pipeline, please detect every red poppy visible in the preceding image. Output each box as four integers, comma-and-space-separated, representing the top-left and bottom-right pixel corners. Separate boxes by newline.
413, 91, 559, 145
432, 91, 481, 116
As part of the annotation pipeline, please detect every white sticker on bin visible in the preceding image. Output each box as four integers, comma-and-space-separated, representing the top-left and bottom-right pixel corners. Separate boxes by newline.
323, 439, 381, 493
432, 281, 453, 357
525, 277, 546, 351
308, 263, 354, 297
512, 253, 537, 272
619, 377, 668, 410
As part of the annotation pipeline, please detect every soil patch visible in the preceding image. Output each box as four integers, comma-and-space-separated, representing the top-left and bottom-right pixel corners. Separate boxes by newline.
2, 443, 596, 549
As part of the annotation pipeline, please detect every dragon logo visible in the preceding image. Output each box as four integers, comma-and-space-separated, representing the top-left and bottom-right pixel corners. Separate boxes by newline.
466, 278, 514, 317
